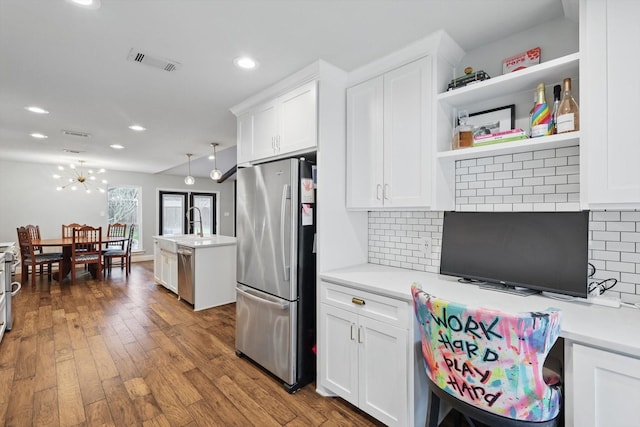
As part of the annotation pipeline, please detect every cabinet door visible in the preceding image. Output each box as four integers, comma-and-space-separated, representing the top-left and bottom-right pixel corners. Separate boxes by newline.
166, 252, 178, 293
278, 81, 317, 155
237, 111, 254, 165
572, 344, 640, 427
585, 0, 640, 206
252, 100, 278, 160
358, 315, 408, 427
154, 241, 162, 283
319, 303, 359, 406
346, 76, 384, 209
383, 57, 432, 208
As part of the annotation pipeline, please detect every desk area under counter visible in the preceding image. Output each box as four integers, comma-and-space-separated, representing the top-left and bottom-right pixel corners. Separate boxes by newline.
317, 263, 640, 427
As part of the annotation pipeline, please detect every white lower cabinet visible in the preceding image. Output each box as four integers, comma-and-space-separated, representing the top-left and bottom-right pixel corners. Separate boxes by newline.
153, 241, 177, 294
569, 343, 640, 427
319, 281, 411, 427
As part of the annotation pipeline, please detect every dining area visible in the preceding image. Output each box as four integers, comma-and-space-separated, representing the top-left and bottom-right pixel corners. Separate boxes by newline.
16, 222, 136, 286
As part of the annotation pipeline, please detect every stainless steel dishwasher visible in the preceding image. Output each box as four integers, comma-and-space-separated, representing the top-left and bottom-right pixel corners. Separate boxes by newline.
177, 245, 195, 304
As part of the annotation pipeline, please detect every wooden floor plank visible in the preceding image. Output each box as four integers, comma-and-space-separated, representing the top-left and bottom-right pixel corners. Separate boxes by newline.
5, 376, 35, 427
33, 386, 60, 427
56, 358, 86, 426
87, 335, 119, 381
34, 328, 57, 392
74, 346, 106, 405
0, 368, 15, 423
102, 376, 141, 426
85, 398, 115, 426
14, 333, 37, 380
214, 374, 283, 427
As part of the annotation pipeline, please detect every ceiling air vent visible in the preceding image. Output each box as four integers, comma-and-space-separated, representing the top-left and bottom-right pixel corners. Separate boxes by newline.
62, 130, 91, 138
62, 129, 91, 138
127, 48, 181, 72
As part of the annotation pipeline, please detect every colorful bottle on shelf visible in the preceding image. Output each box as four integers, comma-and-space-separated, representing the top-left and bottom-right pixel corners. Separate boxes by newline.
528, 93, 536, 137
556, 77, 580, 133
531, 83, 551, 137
550, 84, 561, 134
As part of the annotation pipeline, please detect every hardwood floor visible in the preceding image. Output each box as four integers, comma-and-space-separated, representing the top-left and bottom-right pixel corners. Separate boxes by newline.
0, 262, 385, 427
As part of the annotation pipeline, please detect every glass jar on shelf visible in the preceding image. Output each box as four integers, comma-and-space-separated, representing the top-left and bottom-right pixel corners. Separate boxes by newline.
452, 110, 473, 150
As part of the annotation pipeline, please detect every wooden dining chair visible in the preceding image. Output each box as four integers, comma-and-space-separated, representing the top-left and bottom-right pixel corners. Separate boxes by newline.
16, 226, 63, 286
26, 225, 63, 276
62, 223, 87, 238
104, 224, 136, 277
104, 223, 127, 252
70, 225, 103, 284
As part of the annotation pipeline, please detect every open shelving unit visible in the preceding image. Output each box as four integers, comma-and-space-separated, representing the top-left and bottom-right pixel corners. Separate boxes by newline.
433, 52, 581, 209
436, 131, 580, 162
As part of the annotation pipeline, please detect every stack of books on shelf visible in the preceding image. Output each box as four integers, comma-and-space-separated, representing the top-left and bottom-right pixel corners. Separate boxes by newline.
473, 128, 528, 146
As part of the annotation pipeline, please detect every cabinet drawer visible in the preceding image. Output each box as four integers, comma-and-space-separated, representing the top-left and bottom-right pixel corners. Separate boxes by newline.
320, 281, 408, 328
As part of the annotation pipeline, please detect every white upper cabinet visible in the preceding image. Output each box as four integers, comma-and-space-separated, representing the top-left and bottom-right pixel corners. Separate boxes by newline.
278, 81, 318, 154
236, 111, 254, 165
235, 81, 317, 164
347, 57, 432, 209
346, 76, 384, 208
251, 99, 279, 160
583, 0, 640, 208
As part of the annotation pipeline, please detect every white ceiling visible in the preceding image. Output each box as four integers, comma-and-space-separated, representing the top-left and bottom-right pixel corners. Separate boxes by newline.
0, 0, 565, 179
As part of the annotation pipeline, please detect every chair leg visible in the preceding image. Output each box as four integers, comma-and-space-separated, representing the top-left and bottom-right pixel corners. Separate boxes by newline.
427, 391, 441, 427
31, 264, 36, 287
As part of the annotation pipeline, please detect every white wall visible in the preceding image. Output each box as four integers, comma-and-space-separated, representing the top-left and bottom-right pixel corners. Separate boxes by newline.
0, 159, 235, 256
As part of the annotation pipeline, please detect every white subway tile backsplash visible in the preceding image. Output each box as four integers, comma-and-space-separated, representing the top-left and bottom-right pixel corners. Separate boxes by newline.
524, 159, 545, 169
556, 146, 580, 157
534, 149, 556, 159
622, 232, 640, 242
533, 167, 556, 177
621, 211, 640, 222
369, 146, 639, 299
512, 152, 532, 162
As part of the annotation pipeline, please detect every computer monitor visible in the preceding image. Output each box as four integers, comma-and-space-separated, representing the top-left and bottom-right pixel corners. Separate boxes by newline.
440, 211, 589, 298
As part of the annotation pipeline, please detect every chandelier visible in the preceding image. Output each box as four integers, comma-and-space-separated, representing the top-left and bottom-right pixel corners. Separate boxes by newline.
53, 160, 108, 193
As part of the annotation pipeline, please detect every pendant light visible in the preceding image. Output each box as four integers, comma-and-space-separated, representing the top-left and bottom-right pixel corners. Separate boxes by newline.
184, 153, 195, 185
209, 143, 222, 180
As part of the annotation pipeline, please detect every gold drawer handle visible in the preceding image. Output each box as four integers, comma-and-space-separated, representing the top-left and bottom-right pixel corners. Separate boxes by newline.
351, 297, 365, 306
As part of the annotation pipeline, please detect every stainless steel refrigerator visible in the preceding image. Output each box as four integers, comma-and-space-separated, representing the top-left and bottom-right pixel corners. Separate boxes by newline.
235, 157, 316, 392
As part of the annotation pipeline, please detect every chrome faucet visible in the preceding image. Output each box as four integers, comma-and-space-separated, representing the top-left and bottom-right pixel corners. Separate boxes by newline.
186, 206, 204, 237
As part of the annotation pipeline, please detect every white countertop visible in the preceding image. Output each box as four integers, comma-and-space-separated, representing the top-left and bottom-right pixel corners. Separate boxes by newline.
153, 234, 237, 249
320, 263, 640, 358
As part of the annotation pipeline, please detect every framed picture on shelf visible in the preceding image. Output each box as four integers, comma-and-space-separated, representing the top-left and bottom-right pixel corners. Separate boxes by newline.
465, 104, 515, 139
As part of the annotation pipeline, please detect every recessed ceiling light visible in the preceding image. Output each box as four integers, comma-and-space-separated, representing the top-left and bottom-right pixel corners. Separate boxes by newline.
128, 125, 146, 132
67, 0, 101, 9
25, 106, 49, 114
30, 133, 48, 139
234, 56, 258, 70
110, 144, 125, 150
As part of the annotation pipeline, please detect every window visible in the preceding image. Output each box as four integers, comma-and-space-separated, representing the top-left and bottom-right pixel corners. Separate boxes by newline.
107, 186, 142, 251
158, 190, 218, 236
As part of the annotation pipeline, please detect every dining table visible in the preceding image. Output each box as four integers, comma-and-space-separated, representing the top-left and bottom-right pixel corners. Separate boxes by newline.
32, 236, 128, 281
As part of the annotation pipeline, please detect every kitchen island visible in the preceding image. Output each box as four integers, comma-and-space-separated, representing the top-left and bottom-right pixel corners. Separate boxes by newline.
153, 234, 237, 311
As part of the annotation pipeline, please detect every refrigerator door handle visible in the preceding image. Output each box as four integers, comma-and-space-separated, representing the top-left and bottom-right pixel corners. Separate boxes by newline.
280, 184, 290, 282
237, 286, 289, 310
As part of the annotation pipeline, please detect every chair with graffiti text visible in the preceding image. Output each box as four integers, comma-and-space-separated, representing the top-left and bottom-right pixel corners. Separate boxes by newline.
411, 283, 563, 427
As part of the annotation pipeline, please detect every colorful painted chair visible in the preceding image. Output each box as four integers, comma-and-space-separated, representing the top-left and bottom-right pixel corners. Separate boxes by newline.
411, 283, 562, 427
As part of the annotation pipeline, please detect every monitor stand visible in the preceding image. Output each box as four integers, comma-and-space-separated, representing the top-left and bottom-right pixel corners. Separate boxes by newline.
477, 281, 539, 296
